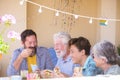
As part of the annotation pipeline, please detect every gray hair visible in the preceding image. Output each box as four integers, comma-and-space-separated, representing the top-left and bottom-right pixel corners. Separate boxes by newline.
53, 32, 71, 44
92, 40, 118, 65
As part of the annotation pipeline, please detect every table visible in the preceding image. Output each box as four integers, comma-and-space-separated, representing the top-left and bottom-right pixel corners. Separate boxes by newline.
0, 75, 120, 80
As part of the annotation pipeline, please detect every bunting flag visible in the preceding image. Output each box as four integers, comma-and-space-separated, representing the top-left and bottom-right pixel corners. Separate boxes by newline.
99, 20, 108, 26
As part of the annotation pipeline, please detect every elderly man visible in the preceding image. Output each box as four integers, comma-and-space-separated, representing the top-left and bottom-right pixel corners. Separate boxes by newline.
7, 29, 54, 76
53, 32, 79, 77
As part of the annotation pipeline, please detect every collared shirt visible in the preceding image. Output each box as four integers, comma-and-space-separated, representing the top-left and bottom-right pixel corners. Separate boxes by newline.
7, 47, 54, 76
104, 65, 120, 75
82, 56, 103, 76
56, 56, 79, 77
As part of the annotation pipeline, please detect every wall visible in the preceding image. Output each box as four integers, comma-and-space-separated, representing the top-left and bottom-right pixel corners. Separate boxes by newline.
97, 0, 120, 46
0, 0, 26, 76
99, 0, 116, 44
27, 0, 98, 47
116, 0, 120, 46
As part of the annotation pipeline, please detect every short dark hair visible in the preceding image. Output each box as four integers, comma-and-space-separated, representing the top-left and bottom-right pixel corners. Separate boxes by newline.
69, 37, 91, 56
21, 29, 37, 43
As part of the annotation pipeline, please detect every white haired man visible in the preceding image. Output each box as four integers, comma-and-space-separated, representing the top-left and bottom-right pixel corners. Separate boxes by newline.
53, 32, 79, 77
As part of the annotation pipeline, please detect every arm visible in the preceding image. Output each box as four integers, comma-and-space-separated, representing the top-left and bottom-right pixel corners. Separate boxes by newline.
13, 54, 24, 71
7, 48, 32, 76
7, 49, 22, 76
13, 48, 32, 71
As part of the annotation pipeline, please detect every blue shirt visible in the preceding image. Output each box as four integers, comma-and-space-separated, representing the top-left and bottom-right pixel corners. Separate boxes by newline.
82, 56, 103, 76
48, 47, 58, 67
56, 56, 79, 77
7, 47, 54, 76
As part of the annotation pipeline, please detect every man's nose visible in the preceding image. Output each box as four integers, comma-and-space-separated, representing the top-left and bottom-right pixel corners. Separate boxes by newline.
31, 43, 36, 47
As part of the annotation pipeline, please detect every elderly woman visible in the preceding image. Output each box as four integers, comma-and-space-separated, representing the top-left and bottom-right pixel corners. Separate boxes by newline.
92, 40, 120, 75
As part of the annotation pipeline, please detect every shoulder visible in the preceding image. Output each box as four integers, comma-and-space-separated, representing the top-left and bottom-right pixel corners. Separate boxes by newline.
10, 48, 23, 60
37, 46, 48, 53
83, 56, 96, 70
86, 56, 95, 65
36, 46, 50, 56
13, 47, 23, 56
110, 65, 120, 71
56, 58, 62, 65
105, 65, 120, 75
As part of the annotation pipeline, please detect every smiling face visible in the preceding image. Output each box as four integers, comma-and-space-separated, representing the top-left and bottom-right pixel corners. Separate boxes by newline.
23, 35, 37, 48
54, 39, 68, 58
92, 49, 107, 69
23, 35, 37, 56
70, 45, 83, 64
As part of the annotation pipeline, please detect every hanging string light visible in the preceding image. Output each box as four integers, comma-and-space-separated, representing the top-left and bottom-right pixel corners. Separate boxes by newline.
105, 20, 108, 25
89, 18, 93, 24
74, 15, 79, 19
55, 11, 59, 16
20, 0, 25, 5
20, 0, 120, 24
38, 6, 42, 13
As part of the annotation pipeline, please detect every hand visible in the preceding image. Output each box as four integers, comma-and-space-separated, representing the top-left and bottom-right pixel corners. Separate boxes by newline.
72, 72, 83, 77
53, 67, 65, 78
40, 70, 54, 78
53, 72, 65, 78
27, 73, 40, 79
34, 69, 41, 76
73, 67, 83, 77
20, 48, 33, 58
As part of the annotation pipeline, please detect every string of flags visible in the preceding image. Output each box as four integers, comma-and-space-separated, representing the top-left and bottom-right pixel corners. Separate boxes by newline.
20, 0, 120, 26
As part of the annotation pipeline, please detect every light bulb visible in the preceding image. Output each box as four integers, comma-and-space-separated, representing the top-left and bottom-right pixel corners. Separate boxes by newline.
38, 6, 42, 13
105, 20, 108, 25
20, 0, 24, 5
89, 18, 93, 24
55, 11, 59, 16
74, 15, 79, 19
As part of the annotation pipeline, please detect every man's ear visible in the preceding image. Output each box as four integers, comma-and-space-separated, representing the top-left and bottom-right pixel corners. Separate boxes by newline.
81, 49, 85, 56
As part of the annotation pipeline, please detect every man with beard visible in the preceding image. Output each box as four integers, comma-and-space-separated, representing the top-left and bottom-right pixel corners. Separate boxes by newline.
7, 29, 54, 76
53, 32, 80, 77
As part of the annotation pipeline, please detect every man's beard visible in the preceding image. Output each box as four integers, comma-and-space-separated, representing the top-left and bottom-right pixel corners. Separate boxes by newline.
29, 47, 37, 57
55, 50, 66, 58
24, 45, 37, 57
